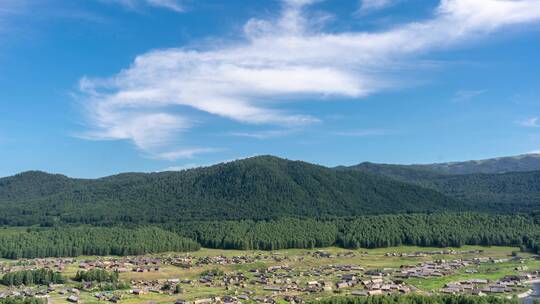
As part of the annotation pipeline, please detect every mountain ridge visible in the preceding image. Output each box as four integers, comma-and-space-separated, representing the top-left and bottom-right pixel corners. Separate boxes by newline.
346, 153, 540, 175
0, 155, 463, 226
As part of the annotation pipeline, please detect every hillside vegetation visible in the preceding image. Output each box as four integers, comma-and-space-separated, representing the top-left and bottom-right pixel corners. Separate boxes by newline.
348, 162, 540, 211
0, 156, 461, 226
1, 213, 540, 258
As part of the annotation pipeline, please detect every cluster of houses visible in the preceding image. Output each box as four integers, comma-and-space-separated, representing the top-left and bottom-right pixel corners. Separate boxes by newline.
1, 249, 540, 304
74, 254, 291, 273
385, 249, 483, 258
0, 286, 82, 302
440, 274, 538, 295
0, 258, 74, 275
310, 251, 357, 259
395, 256, 517, 279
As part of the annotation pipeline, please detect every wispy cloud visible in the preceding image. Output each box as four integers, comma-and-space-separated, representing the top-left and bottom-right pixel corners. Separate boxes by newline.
227, 129, 297, 139
0, 0, 26, 15
333, 129, 390, 137
0, 0, 26, 32
153, 148, 222, 161
518, 117, 540, 128
452, 89, 486, 102
358, 0, 399, 13
99, 0, 185, 12
80, 0, 540, 159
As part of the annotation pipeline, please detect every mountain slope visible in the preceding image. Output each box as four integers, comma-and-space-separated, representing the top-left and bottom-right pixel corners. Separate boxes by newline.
422, 153, 540, 174
353, 153, 540, 175
425, 171, 540, 212
344, 155, 540, 212
0, 156, 462, 226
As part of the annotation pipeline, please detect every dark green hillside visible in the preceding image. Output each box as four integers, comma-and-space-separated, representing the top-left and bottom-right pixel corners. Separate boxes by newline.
0, 156, 462, 226
426, 171, 540, 211
338, 162, 445, 183
345, 162, 540, 212
0, 171, 86, 202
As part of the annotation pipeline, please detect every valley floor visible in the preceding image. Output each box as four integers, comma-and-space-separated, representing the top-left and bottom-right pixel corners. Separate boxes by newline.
1, 246, 539, 304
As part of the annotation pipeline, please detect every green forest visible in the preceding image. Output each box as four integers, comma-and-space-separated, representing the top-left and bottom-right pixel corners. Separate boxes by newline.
73, 269, 119, 283
0, 157, 462, 226
171, 213, 540, 251
348, 161, 540, 211
0, 213, 539, 259
1, 156, 540, 259
2, 156, 540, 228
0, 227, 199, 259
1, 269, 64, 286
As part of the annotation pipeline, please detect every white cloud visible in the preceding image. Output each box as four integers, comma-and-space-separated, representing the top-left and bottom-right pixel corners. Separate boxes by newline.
452, 89, 486, 102
146, 0, 184, 12
359, 0, 399, 12
80, 0, 540, 158
100, 0, 185, 12
518, 117, 540, 128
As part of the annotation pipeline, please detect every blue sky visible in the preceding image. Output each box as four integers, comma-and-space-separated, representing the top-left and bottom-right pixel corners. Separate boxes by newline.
1, 0, 540, 178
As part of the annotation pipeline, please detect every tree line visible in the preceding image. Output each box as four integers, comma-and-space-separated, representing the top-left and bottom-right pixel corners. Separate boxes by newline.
170, 213, 540, 251
0, 226, 199, 259
1, 213, 540, 259
74, 269, 118, 283
1, 269, 64, 286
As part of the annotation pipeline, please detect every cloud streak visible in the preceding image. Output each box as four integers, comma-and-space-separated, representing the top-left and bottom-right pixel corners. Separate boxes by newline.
227, 129, 297, 139
100, 0, 185, 12
80, 0, 540, 159
358, 0, 399, 12
333, 129, 390, 137
452, 89, 486, 102
518, 117, 540, 128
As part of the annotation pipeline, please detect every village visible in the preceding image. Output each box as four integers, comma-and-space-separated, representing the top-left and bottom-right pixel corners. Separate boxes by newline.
0, 246, 539, 304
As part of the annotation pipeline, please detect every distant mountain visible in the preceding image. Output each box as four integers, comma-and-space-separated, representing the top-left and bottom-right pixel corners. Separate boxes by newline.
0, 156, 462, 226
342, 154, 540, 211
347, 153, 540, 176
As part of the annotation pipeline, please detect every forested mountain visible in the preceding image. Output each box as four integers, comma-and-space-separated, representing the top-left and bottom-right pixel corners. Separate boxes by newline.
423, 153, 540, 174
346, 153, 540, 176
423, 171, 540, 211
0, 155, 539, 258
2, 154, 540, 228
0, 156, 461, 226
340, 153, 540, 211
345, 162, 540, 212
